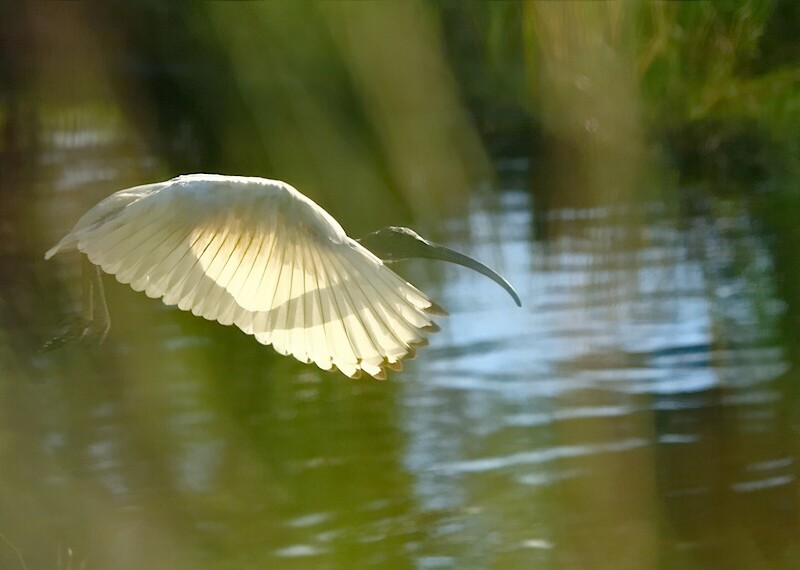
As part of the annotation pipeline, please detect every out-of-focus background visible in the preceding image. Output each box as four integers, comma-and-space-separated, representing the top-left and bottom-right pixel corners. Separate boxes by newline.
2, 2, 800, 568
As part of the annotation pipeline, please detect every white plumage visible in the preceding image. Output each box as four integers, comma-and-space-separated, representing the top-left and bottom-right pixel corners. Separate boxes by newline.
46, 174, 442, 379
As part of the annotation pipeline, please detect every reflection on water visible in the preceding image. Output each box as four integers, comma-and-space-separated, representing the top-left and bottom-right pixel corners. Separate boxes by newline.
1, 120, 798, 569
401, 165, 797, 567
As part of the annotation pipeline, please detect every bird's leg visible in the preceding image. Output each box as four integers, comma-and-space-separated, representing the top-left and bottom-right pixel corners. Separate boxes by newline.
81, 258, 111, 343
41, 258, 111, 351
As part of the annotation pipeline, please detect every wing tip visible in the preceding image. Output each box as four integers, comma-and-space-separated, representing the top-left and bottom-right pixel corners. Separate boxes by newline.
424, 300, 448, 317
330, 349, 430, 380
44, 239, 70, 260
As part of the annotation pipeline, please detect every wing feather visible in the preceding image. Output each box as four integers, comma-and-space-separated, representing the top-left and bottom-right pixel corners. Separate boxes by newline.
318, 244, 379, 375
157, 227, 217, 303
306, 243, 360, 377
251, 219, 290, 345
217, 202, 271, 326
193, 222, 245, 319
277, 229, 304, 359
84, 204, 173, 274
114, 223, 187, 286
234, 210, 280, 333
326, 248, 408, 363
184, 224, 237, 317
204, 194, 263, 319
175, 227, 224, 313
76, 197, 161, 256
361, 254, 437, 329
49, 175, 444, 378
226, 231, 268, 327
268, 226, 299, 359
320, 245, 386, 375
285, 231, 311, 363
300, 239, 333, 371
199, 226, 255, 325
285, 239, 330, 371
138, 224, 211, 298
341, 250, 429, 346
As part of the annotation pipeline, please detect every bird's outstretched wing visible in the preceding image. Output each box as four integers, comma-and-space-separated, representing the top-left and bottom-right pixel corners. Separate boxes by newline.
46, 175, 442, 379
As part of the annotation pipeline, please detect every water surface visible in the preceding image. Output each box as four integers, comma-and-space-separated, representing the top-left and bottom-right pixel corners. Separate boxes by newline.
2, 131, 798, 569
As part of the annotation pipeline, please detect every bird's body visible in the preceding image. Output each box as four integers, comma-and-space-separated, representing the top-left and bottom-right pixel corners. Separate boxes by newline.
46, 174, 519, 379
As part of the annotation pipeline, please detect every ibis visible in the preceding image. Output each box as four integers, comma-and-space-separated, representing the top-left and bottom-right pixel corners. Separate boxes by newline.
46, 174, 520, 379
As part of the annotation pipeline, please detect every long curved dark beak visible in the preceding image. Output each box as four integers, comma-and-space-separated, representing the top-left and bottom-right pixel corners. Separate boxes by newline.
417, 241, 522, 307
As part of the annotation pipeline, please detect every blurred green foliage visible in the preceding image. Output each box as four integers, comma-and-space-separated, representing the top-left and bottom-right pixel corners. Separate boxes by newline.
4, 0, 798, 202
445, 1, 800, 179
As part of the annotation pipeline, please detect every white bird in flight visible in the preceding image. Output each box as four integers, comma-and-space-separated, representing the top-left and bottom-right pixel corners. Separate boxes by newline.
46, 174, 520, 379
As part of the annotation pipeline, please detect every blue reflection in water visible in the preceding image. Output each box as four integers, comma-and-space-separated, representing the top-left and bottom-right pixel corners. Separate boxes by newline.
398, 167, 795, 562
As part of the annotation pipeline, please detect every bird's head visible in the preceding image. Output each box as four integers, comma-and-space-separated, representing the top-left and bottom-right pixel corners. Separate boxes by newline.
357, 226, 433, 262
358, 226, 521, 307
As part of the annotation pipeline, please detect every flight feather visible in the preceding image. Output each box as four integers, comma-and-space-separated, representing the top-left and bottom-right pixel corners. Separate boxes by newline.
46, 174, 441, 378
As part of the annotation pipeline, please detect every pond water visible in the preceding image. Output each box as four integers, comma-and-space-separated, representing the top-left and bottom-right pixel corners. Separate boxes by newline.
2, 118, 798, 570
